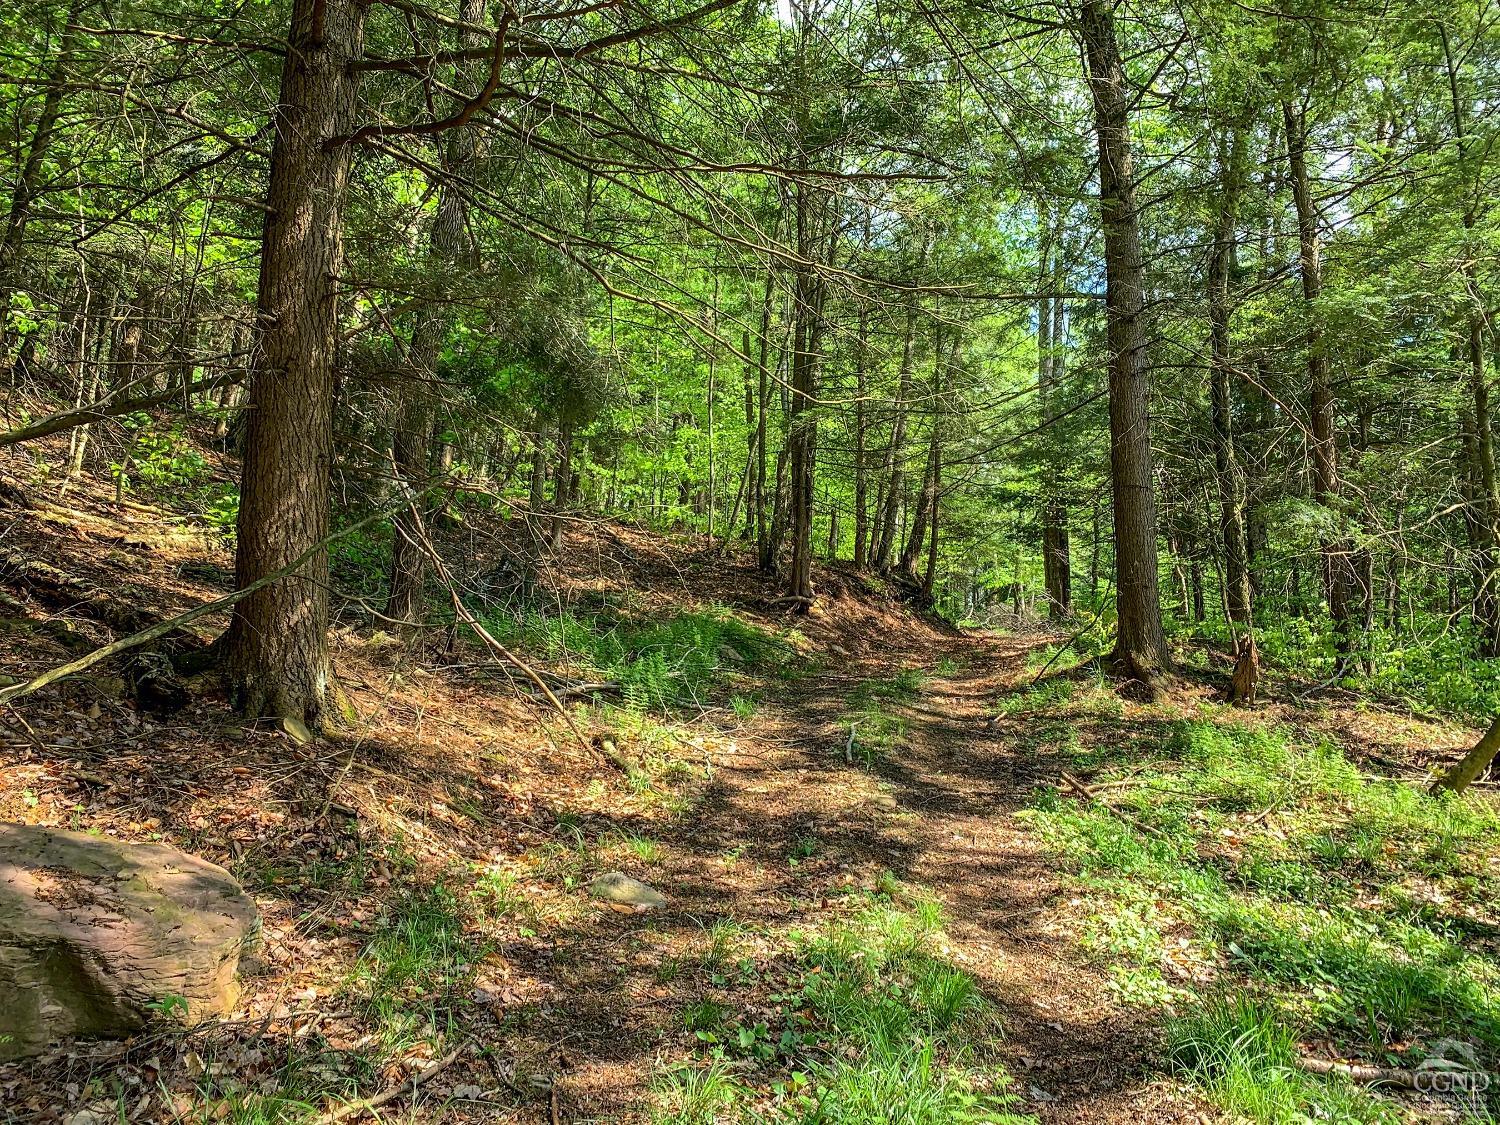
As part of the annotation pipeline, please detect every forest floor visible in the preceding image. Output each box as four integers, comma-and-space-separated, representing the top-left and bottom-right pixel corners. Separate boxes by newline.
1, 455, 1497, 1124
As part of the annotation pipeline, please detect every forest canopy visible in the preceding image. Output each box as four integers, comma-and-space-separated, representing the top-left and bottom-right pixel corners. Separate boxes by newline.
0, 0, 1497, 722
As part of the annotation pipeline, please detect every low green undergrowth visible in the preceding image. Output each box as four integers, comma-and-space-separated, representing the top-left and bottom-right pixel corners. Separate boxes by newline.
344, 882, 492, 1053
479, 605, 792, 710
841, 667, 925, 767
110, 411, 240, 533
653, 892, 1031, 1124
1023, 716, 1500, 1122
1164, 996, 1398, 1124
146, 874, 512, 1123
1175, 613, 1500, 722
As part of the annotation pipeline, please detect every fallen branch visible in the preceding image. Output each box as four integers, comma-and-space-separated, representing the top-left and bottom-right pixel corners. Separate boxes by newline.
0, 544, 170, 637
398, 487, 630, 774
532, 680, 622, 702
316, 1047, 463, 1124
1431, 714, 1500, 796
1058, 771, 1168, 840
0, 500, 419, 708
0, 371, 240, 450
1295, 1057, 1421, 1088
1030, 578, 1114, 686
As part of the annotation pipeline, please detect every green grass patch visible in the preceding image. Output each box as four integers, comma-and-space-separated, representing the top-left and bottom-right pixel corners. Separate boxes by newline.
1165, 996, 1397, 1124
1173, 612, 1500, 723
654, 892, 1032, 1124
345, 882, 487, 1051
1023, 715, 1500, 1122
477, 605, 793, 711
842, 667, 926, 767
159, 878, 491, 1122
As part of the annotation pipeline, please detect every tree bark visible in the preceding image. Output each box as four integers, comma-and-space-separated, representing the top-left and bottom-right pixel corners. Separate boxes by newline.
900, 425, 938, 577
1432, 715, 1500, 795
549, 419, 574, 553
901, 327, 947, 582
1208, 125, 1254, 642
1283, 100, 1355, 665
1038, 211, 1072, 619
923, 433, 941, 598
1081, 0, 1170, 686
851, 301, 870, 569
1465, 322, 1500, 654
385, 0, 484, 627
873, 304, 917, 571
0, 0, 84, 373
225, 0, 367, 724
785, 185, 824, 606
754, 281, 778, 570
529, 413, 550, 511
1436, 23, 1500, 655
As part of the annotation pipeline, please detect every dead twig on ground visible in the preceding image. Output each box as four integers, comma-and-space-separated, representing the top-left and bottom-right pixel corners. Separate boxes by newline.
1293, 1057, 1433, 1088
315, 1047, 463, 1124
398, 487, 630, 774
1058, 771, 1169, 840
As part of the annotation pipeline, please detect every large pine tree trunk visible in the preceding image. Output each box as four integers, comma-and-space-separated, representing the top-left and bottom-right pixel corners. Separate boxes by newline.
1081, 0, 1170, 686
1283, 101, 1355, 666
225, 0, 367, 724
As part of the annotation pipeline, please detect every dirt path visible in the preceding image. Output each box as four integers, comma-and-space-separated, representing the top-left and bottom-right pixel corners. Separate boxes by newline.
546, 630, 1207, 1123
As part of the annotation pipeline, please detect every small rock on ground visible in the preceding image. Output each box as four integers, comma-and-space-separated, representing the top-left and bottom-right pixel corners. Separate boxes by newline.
589, 871, 666, 909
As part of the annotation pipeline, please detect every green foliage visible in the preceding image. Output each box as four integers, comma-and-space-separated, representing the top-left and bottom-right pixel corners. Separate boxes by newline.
841, 667, 926, 766
656, 895, 1030, 1125
329, 525, 393, 599
480, 606, 792, 711
653, 1058, 753, 1125
145, 993, 190, 1020
1025, 717, 1500, 1121
116, 414, 210, 490
1165, 997, 1396, 1125
108, 413, 239, 532
345, 882, 486, 1049
1183, 613, 1500, 723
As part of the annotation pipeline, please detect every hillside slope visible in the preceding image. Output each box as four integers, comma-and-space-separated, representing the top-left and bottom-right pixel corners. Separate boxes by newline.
0, 449, 1495, 1125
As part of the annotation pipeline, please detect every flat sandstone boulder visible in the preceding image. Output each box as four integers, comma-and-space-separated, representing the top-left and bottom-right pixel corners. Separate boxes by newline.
0, 822, 259, 1060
